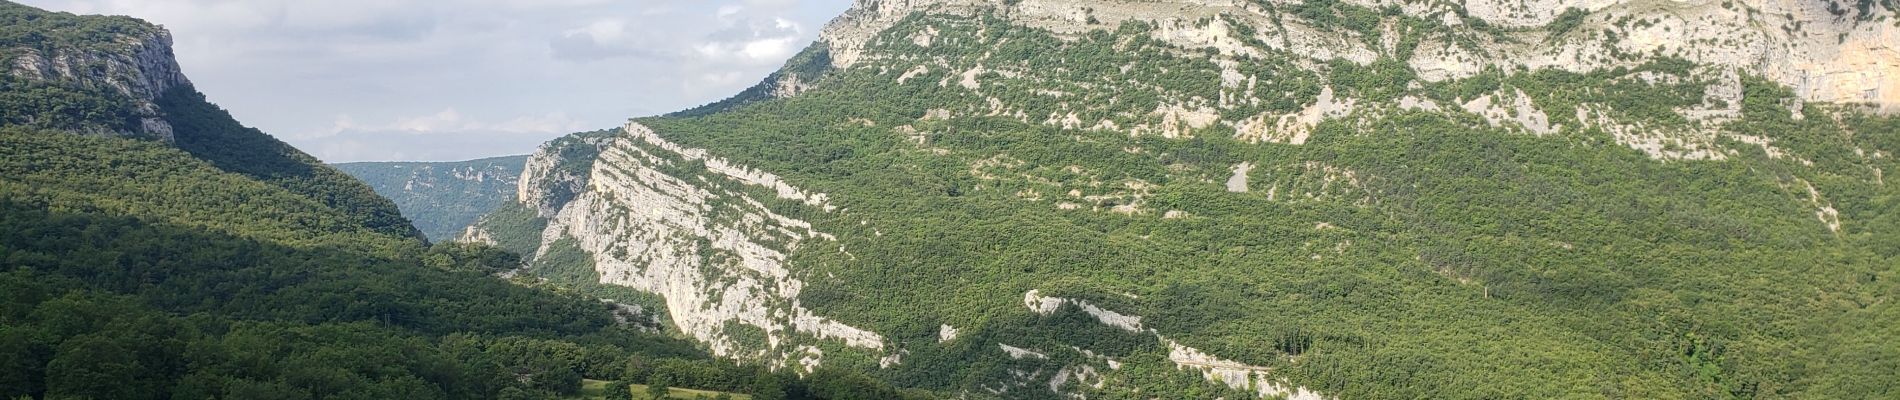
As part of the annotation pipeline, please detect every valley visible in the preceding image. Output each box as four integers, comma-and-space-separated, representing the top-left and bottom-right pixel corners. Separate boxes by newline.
4, 0, 1899, 399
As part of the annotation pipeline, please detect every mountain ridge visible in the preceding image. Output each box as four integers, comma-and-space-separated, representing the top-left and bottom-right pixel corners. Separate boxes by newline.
2, 1, 420, 239
2, 3, 933, 399
816, 0, 1900, 111
336, 155, 531, 242
2, 1, 190, 139
470, 0, 1900, 398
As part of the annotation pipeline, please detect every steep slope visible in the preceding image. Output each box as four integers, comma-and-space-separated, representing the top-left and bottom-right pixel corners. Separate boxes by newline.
1, 1, 418, 239
0, 3, 926, 400
336, 155, 531, 241
474, 0, 1900, 398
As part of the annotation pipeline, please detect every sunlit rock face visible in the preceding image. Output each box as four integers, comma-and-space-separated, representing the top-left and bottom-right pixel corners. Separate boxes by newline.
6, 28, 192, 139
483, 0, 1900, 398
516, 122, 887, 370
824, 0, 1900, 112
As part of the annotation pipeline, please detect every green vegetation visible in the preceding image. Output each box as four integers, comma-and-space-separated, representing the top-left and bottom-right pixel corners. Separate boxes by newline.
1545, 8, 1591, 39
631, 383, 742, 400
1287, 0, 1386, 37
9, 0, 1898, 398
0, 74, 139, 133
672, 43, 834, 118
0, 1, 158, 53
0, 4, 944, 397
0, 125, 935, 400
160, 88, 421, 239
494, 11, 1900, 399
336, 155, 530, 241
6, 0, 419, 241
0, 128, 698, 399
0, 1, 158, 136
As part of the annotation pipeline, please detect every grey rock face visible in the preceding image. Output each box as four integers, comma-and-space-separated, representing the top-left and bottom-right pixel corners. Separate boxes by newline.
517, 134, 616, 218
6, 29, 193, 140
818, 0, 1900, 112
510, 123, 886, 370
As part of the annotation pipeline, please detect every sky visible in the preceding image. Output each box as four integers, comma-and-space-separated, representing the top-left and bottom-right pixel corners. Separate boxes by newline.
19, 0, 854, 163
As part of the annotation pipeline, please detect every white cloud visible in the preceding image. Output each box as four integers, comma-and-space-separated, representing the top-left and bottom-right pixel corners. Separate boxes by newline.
312, 109, 585, 138
689, 13, 806, 65
550, 18, 672, 62
298, 109, 590, 162
392, 109, 468, 133
15, 0, 854, 161
717, 5, 746, 21
692, 37, 799, 64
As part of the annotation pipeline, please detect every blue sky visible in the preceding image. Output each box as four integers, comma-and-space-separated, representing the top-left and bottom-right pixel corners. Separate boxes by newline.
19, 0, 853, 162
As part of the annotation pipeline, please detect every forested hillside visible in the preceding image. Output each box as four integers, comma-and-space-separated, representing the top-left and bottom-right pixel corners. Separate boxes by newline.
2, 1, 416, 239
0, 2, 929, 399
473, 0, 1900, 398
0, 129, 928, 400
337, 155, 531, 241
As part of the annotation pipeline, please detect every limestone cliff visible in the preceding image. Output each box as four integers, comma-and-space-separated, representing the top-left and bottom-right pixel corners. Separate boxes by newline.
2, 7, 191, 139
517, 131, 618, 218
485, 123, 888, 371
476, 0, 1900, 398
2, 2, 420, 240
820, 0, 1900, 112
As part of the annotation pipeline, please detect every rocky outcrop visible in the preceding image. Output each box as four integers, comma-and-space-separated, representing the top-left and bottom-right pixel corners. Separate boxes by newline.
1236, 86, 1358, 144
819, 0, 1900, 111
1461, 89, 1557, 135
1226, 162, 1254, 193
498, 0, 1898, 395
1167, 340, 1326, 400
1020, 290, 1331, 400
522, 122, 886, 369
6, 29, 192, 139
1024, 290, 1145, 333
517, 135, 615, 218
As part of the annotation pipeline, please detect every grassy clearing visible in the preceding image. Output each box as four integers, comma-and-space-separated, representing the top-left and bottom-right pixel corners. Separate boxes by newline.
574, 379, 753, 400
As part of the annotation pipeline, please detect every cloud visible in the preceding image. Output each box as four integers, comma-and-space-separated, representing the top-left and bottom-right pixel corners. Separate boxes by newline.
312, 109, 587, 138
300, 109, 592, 162
717, 5, 746, 21
549, 18, 672, 62
305, 129, 569, 163
16, 0, 854, 161
691, 15, 806, 64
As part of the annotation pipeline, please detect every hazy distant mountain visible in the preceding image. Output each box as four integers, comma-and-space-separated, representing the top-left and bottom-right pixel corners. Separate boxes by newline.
336, 155, 530, 242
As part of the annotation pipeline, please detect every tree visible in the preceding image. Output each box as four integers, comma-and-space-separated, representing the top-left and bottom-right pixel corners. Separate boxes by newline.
0, 328, 51, 398
43, 335, 160, 400
495, 387, 534, 400
646, 383, 670, 400
750, 374, 787, 400
604, 380, 634, 400
623, 355, 655, 383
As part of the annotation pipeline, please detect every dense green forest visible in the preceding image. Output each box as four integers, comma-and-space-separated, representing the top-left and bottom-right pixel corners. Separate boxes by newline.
0, 73, 139, 133
0, 1, 158, 136
158, 89, 421, 240
0, 1, 157, 53
335, 155, 531, 241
